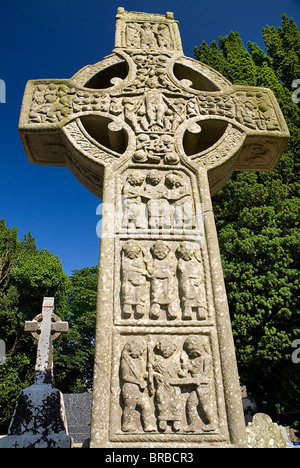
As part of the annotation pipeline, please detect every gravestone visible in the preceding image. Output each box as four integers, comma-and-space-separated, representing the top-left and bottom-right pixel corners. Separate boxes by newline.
63, 393, 92, 445
18, 9, 289, 448
0, 298, 72, 448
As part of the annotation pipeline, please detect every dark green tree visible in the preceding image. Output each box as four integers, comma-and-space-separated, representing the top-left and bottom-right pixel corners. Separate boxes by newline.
195, 15, 300, 425
54, 266, 98, 393
0, 219, 70, 432
262, 15, 300, 91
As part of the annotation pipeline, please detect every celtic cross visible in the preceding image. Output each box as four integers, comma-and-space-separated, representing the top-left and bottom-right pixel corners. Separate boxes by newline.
25, 297, 68, 384
19, 9, 289, 448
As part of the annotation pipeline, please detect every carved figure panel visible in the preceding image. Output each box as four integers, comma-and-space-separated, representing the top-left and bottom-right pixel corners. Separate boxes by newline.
133, 134, 179, 165
120, 169, 196, 233
121, 92, 186, 135
29, 83, 74, 124
195, 90, 281, 132
119, 239, 208, 323
114, 332, 221, 437
123, 22, 174, 50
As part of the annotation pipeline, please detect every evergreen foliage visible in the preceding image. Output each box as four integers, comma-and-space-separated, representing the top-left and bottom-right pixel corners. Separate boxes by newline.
195, 15, 300, 425
0, 221, 98, 433
54, 266, 98, 393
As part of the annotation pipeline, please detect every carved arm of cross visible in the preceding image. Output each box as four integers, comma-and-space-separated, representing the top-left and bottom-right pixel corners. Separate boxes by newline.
25, 297, 68, 384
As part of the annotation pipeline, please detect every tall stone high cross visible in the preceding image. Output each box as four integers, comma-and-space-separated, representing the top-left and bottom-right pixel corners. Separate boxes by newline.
19, 9, 289, 448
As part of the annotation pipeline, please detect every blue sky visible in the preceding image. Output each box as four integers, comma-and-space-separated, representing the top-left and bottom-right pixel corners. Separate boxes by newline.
0, 0, 299, 276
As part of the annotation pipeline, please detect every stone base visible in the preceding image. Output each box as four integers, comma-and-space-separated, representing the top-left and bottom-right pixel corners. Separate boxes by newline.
0, 382, 72, 448
0, 432, 72, 448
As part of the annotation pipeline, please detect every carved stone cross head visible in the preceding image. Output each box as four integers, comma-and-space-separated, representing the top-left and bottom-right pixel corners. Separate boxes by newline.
19, 8, 289, 199
25, 297, 68, 384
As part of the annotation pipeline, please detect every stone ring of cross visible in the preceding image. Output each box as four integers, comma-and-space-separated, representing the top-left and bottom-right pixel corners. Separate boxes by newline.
25, 312, 67, 341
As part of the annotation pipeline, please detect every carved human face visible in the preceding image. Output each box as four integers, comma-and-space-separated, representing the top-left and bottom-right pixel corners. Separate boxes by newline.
123, 242, 140, 259
142, 22, 151, 30
165, 171, 183, 188
127, 340, 145, 359
186, 346, 201, 359
127, 250, 139, 259
165, 174, 182, 188
179, 244, 193, 261
152, 242, 169, 259
127, 173, 144, 186
156, 338, 176, 358
183, 337, 203, 358
161, 135, 173, 151
146, 170, 161, 186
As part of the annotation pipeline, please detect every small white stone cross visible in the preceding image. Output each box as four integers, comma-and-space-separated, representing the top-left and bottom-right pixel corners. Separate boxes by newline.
25, 297, 68, 384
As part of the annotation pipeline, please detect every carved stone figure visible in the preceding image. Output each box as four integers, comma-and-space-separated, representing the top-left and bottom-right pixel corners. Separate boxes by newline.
165, 171, 193, 230
151, 337, 182, 432
148, 241, 178, 319
144, 170, 170, 229
109, 97, 123, 116
169, 98, 186, 131
140, 22, 157, 48
121, 241, 149, 318
145, 90, 167, 130
181, 336, 216, 432
122, 172, 147, 230
120, 338, 156, 433
126, 24, 140, 48
176, 242, 206, 320
156, 24, 172, 49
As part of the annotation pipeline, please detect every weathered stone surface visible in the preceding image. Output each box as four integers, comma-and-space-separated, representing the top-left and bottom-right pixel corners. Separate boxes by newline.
25, 297, 68, 384
246, 413, 286, 449
0, 384, 71, 448
18, 9, 289, 448
63, 393, 92, 445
